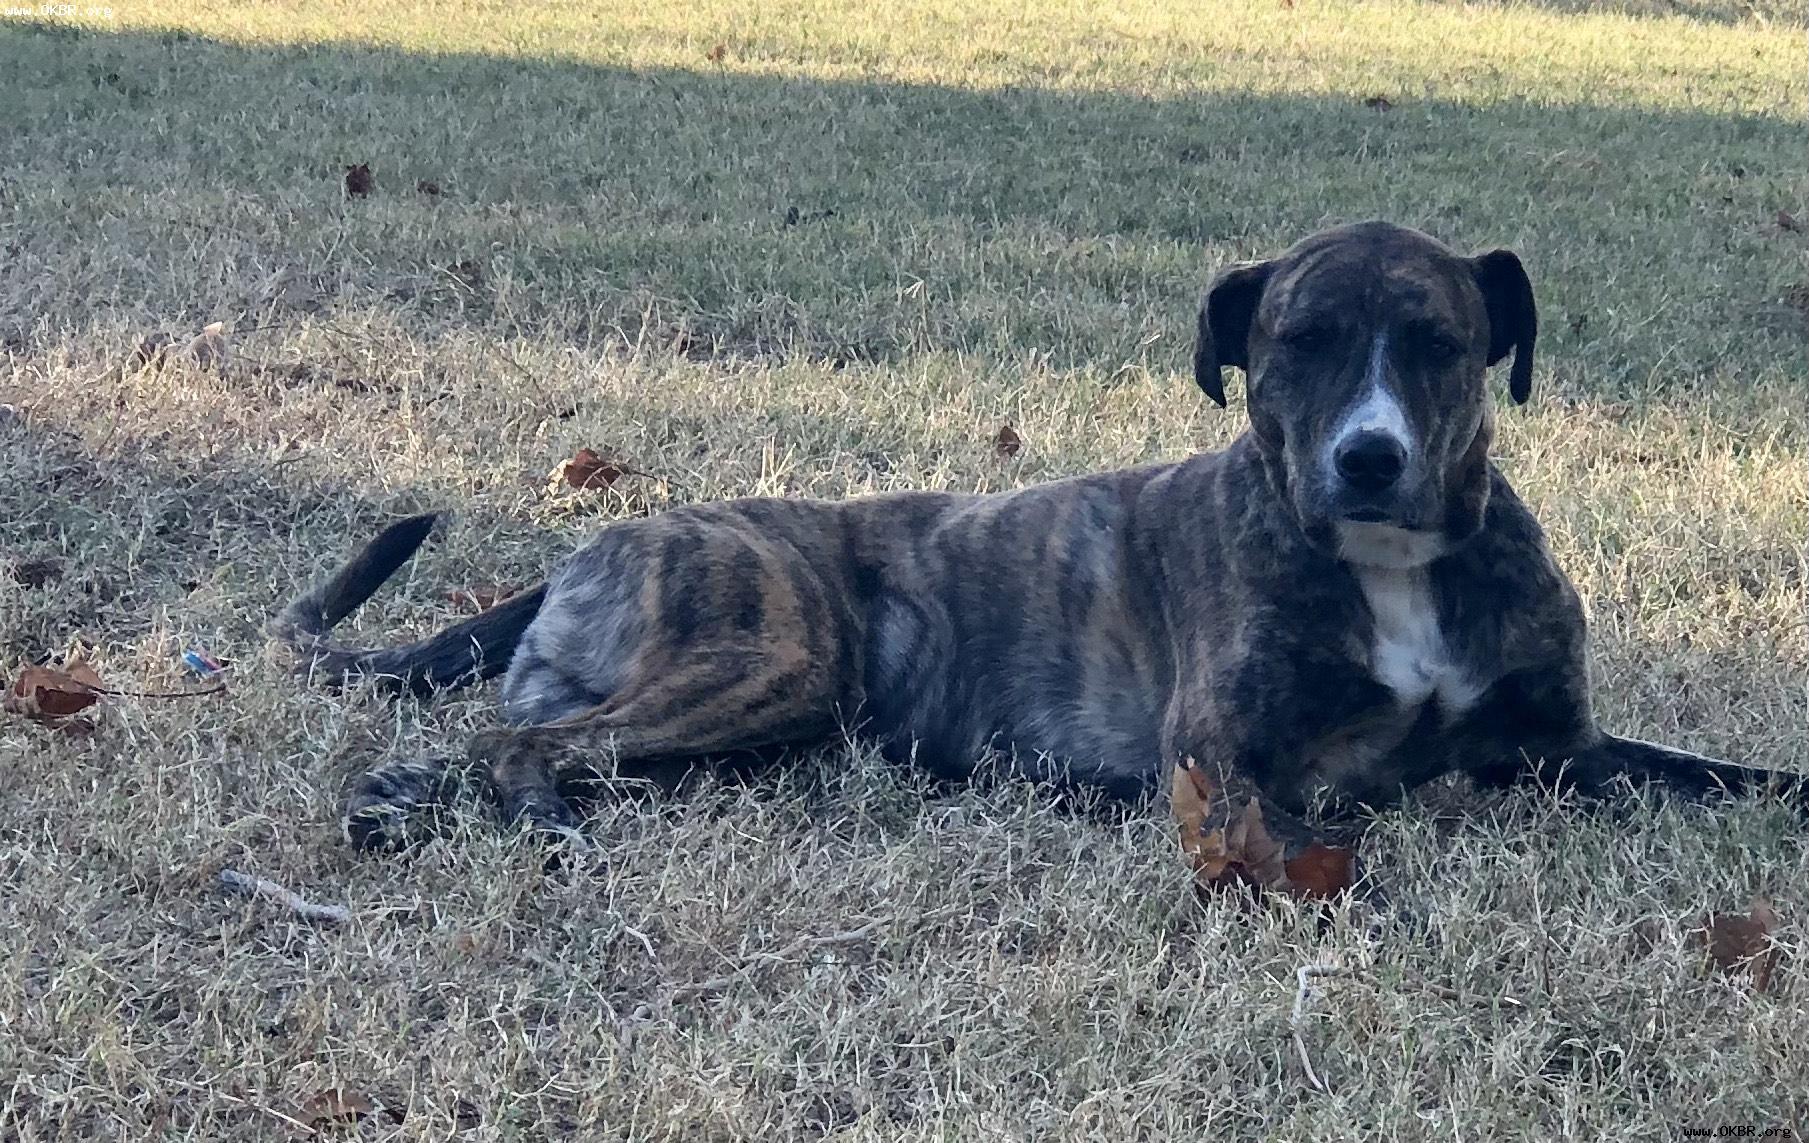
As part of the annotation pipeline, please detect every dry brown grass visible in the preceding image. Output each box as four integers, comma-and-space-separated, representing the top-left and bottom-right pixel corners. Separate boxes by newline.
2, 1, 1806, 1138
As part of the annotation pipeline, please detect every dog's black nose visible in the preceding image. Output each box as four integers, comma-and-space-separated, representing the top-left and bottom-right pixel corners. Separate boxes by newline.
1334, 431, 1407, 492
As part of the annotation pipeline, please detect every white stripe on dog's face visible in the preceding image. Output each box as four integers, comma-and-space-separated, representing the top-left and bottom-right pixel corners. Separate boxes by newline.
1324, 333, 1414, 473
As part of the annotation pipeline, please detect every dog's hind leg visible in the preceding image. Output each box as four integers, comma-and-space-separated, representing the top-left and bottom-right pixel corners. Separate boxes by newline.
474, 650, 846, 836
472, 515, 858, 839
343, 634, 846, 851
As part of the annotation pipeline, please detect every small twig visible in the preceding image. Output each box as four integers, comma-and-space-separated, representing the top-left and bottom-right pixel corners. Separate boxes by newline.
668, 973, 738, 1002
96, 681, 228, 700
218, 869, 351, 924
668, 917, 886, 1002
226, 320, 298, 337
620, 922, 658, 963
212, 1091, 316, 1134
747, 919, 884, 963
1415, 978, 1527, 1010
1290, 962, 1345, 1094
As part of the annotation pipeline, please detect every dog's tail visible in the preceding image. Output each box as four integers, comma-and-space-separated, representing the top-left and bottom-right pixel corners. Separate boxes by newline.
270, 513, 547, 695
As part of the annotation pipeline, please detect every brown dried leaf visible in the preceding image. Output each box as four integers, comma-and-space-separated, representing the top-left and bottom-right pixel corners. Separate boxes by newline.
993, 423, 1023, 459
343, 162, 373, 198
448, 931, 483, 956
1283, 842, 1357, 900
5, 661, 104, 722
1784, 283, 1809, 324
10, 557, 63, 588
133, 325, 228, 373
132, 332, 174, 368
562, 447, 630, 490
1777, 210, 1801, 233
416, 178, 441, 197
1222, 796, 1288, 889
1697, 898, 1782, 993
300, 1087, 375, 1129
1171, 757, 1219, 877
183, 322, 229, 375
1171, 758, 1351, 899
706, 43, 727, 62
1362, 95, 1394, 111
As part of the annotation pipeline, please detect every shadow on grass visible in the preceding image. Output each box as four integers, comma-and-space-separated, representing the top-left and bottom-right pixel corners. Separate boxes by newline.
0, 20, 1802, 391
1429, 0, 1802, 26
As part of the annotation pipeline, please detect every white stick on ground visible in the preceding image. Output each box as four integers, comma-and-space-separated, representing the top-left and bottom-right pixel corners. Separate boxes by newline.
1291, 962, 1346, 1094
218, 868, 352, 924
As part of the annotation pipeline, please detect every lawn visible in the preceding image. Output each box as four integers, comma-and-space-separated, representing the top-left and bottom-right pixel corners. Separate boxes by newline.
1, 0, 1806, 1138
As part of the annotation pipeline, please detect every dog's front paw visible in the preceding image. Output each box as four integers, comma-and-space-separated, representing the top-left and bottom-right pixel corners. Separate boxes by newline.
343, 754, 460, 851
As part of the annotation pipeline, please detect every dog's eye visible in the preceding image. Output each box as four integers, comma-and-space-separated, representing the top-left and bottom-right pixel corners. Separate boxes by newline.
1422, 335, 1464, 363
1281, 325, 1335, 352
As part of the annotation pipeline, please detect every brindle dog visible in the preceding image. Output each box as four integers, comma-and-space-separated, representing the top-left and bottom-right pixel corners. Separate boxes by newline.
274, 221, 1799, 853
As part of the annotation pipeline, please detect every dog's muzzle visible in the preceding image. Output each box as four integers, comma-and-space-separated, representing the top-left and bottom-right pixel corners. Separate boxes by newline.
1331, 430, 1408, 522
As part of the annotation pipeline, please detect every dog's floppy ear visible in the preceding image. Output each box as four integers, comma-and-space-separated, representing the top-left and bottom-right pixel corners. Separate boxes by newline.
1470, 249, 1537, 405
1193, 260, 1273, 408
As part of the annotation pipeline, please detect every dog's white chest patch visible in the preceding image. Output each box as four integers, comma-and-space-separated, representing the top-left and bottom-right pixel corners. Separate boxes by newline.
1351, 565, 1481, 715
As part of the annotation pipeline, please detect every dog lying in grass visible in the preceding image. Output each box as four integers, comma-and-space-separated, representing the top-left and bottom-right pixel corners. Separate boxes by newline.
274, 221, 1800, 864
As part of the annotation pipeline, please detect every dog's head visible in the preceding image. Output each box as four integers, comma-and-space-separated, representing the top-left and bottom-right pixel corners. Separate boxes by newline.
1193, 221, 1536, 568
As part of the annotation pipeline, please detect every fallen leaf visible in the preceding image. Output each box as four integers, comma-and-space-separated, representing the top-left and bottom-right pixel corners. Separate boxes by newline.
1171, 760, 1283, 888
562, 447, 630, 490
1171, 757, 1218, 876
132, 332, 173, 368
1777, 210, 1801, 233
184, 321, 229, 375
993, 423, 1023, 459
1696, 898, 1781, 993
5, 661, 104, 723
300, 1087, 375, 1130
706, 43, 727, 62
444, 584, 520, 612
132, 324, 228, 373
10, 557, 62, 588
344, 162, 373, 198
416, 178, 442, 197
1784, 282, 1809, 322
1171, 758, 1351, 899
1283, 843, 1358, 899
1221, 795, 1289, 889
1362, 95, 1394, 111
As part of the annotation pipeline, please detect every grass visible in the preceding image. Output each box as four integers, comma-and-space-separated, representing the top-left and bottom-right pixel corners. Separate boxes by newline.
1, 0, 1806, 1137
